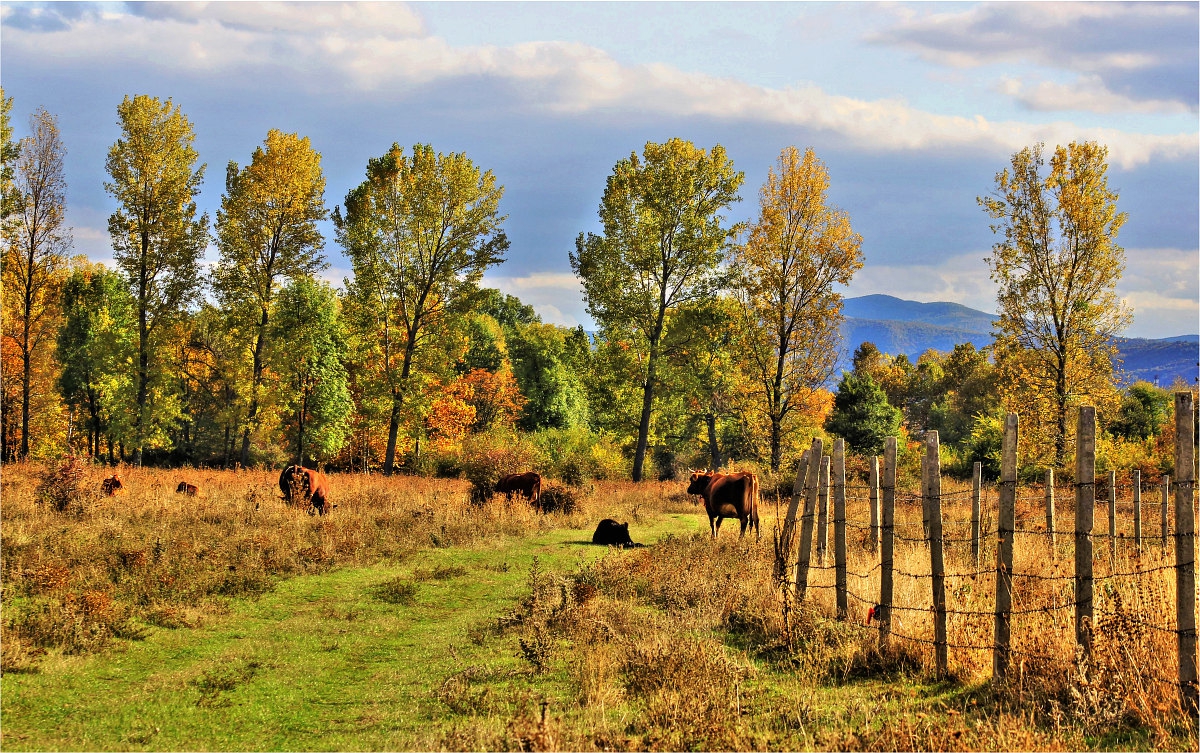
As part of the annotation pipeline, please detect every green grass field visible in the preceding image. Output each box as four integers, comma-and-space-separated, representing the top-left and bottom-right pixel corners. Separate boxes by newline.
2, 465, 1194, 751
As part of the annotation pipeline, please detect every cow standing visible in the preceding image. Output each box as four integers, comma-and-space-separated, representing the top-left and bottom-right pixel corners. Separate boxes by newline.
279, 465, 333, 515
686, 470, 760, 540
495, 472, 541, 508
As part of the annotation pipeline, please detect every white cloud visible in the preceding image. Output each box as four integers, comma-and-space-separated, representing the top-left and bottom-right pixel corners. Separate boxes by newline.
2, 4, 1194, 168
996, 76, 1192, 115
482, 272, 589, 328
135, 1, 425, 39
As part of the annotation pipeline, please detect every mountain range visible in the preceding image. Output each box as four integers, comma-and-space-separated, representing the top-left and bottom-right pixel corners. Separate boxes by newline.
839, 294, 1198, 388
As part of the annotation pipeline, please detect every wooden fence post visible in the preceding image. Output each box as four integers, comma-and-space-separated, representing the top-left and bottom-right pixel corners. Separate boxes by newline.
1046, 468, 1056, 557
971, 461, 981, 567
795, 438, 823, 600
834, 439, 848, 621
920, 451, 931, 542
1174, 391, 1197, 714
1162, 475, 1171, 549
1075, 406, 1096, 659
994, 413, 1018, 680
776, 449, 812, 583
818, 455, 831, 566
1109, 469, 1117, 559
924, 430, 948, 678
1133, 469, 1141, 556
869, 456, 880, 555
878, 436, 897, 647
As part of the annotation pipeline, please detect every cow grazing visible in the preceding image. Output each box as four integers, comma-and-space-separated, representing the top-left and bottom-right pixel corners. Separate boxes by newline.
495, 472, 541, 507
101, 474, 123, 496
176, 481, 198, 496
592, 518, 641, 548
279, 465, 333, 515
686, 470, 760, 540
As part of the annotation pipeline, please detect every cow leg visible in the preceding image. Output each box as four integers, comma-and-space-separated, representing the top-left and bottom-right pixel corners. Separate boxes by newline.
739, 516, 748, 538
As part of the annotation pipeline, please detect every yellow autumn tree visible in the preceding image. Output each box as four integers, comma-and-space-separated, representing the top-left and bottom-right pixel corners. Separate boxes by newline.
979, 141, 1128, 467
731, 146, 863, 471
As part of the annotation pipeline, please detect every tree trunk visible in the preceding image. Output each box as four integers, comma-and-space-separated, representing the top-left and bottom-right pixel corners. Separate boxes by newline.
241, 307, 271, 467
1054, 352, 1068, 467
20, 330, 30, 461
632, 341, 660, 483
706, 413, 721, 470
770, 413, 783, 473
384, 331, 419, 476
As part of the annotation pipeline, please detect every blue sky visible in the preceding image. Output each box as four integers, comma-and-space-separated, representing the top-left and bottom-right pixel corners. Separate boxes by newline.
2, 1, 1197, 336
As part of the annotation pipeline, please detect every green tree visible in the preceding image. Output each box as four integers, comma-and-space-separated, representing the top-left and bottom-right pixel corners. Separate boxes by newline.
477, 287, 539, 330
56, 263, 137, 461
979, 141, 1129, 466
336, 143, 508, 473
268, 277, 352, 465
105, 95, 208, 465
508, 322, 589, 431
825, 371, 902, 455
1109, 381, 1171, 441
732, 146, 862, 471
1, 106, 71, 459
0, 88, 19, 220
571, 138, 743, 481
213, 129, 328, 466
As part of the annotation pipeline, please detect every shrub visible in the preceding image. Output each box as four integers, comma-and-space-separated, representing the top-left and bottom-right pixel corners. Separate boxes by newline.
537, 482, 580, 514
36, 455, 92, 514
529, 427, 628, 484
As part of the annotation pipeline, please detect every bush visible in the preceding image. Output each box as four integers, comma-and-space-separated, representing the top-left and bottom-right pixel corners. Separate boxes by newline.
36, 456, 92, 514
537, 482, 580, 514
529, 427, 627, 485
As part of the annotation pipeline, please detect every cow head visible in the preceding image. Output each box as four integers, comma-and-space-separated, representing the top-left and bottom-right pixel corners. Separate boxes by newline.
686, 472, 713, 496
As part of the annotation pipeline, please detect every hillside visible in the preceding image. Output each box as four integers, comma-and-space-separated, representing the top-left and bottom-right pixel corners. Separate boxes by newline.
838, 296, 1198, 388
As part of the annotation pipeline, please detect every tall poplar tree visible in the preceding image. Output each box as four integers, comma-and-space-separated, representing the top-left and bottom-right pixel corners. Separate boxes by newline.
731, 146, 862, 471
1, 106, 71, 459
572, 138, 743, 482
105, 95, 208, 465
336, 143, 507, 474
213, 129, 327, 467
979, 141, 1129, 466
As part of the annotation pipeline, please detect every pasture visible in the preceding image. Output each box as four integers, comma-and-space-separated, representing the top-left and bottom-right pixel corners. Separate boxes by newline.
1, 462, 1195, 751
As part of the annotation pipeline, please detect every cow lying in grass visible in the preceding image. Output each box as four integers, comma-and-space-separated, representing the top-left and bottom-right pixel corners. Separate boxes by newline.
101, 474, 122, 496
175, 481, 198, 496
591, 519, 643, 548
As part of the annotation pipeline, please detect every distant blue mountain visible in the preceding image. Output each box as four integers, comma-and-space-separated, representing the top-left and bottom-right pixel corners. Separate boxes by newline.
838, 296, 1198, 388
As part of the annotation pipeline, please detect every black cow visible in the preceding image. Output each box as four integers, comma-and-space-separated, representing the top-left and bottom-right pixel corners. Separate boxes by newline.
686, 470, 760, 540
592, 518, 641, 548
175, 481, 198, 496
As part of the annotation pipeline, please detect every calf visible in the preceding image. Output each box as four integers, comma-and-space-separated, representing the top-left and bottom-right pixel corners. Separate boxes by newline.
686, 470, 760, 540
175, 481, 198, 496
101, 474, 123, 496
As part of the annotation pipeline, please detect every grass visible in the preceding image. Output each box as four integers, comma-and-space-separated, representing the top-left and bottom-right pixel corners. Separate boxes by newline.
1, 462, 1195, 750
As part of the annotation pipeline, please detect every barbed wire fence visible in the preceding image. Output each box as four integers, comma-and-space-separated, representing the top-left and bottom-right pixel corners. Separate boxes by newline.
774, 394, 1198, 717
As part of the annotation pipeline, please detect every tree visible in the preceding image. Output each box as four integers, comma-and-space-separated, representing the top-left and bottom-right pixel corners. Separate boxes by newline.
336, 143, 508, 474
508, 322, 590, 431
1, 106, 71, 459
213, 129, 327, 466
571, 138, 743, 481
731, 146, 863, 471
57, 263, 137, 460
105, 95, 208, 465
1, 88, 19, 220
268, 277, 352, 465
1109, 381, 1171, 442
980, 141, 1129, 467
825, 371, 902, 455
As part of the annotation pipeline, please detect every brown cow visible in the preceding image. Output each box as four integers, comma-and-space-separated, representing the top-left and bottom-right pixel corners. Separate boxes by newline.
279, 465, 333, 515
101, 474, 123, 496
686, 470, 760, 540
175, 481, 198, 496
495, 472, 541, 507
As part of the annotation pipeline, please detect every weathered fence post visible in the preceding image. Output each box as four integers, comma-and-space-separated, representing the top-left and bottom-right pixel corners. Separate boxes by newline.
994, 413, 1018, 680
971, 461, 981, 567
920, 450, 931, 542
1162, 475, 1171, 549
776, 449, 812, 583
1109, 469, 1118, 559
834, 439, 848, 621
1133, 469, 1142, 556
924, 430, 948, 678
878, 436, 897, 647
1174, 391, 1197, 715
818, 455, 831, 566
869, 456, 880, 555
795, 438, 823, 600
1046, 468, 1057, 557
1075, 406, 1096, 659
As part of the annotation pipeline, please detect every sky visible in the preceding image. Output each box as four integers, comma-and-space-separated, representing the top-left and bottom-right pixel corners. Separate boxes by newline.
2, 0, 1197, 337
